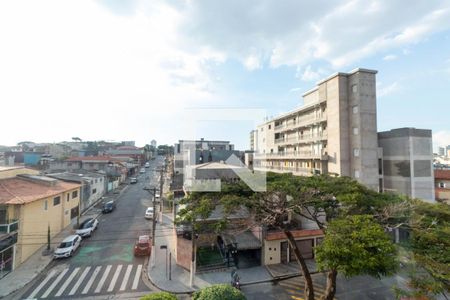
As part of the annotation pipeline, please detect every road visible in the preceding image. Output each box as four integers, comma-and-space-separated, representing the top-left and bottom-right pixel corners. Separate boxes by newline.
242, 271, 404, 300
14, 156, 165, 300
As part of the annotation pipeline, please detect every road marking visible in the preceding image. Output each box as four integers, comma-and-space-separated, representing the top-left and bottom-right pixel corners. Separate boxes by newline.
55, 267, 79, 297
28, 269, 57, 299
69, 266, 91, 295
41, 268, 69, 298
107, 264, 123, 292
95, 265, 112, 293
131, 264, 142, 290
119, 264, 133, 291
82, 266, 101, 294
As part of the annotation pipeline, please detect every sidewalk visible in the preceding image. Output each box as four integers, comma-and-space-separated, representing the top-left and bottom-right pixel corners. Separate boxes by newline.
147, 213, 315, 294
0, 184, 129, 298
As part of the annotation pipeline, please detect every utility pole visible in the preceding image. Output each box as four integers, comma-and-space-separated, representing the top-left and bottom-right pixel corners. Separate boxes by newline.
151, 186, 157, 268
189, 220, 196, 287
159, 167, 164, 216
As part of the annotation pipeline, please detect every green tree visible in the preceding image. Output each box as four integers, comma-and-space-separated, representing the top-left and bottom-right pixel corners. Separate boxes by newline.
395, 201, 450, 299
193, 284, 246, 300
178, 173, 400, 300
140, 291, 177, 300
315, 215, 398, 300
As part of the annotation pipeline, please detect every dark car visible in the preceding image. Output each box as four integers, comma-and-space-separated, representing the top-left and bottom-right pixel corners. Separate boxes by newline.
102, 201, 116, 213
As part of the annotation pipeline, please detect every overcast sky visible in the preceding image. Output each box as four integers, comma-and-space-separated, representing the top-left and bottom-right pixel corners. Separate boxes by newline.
1, 0, 449, 150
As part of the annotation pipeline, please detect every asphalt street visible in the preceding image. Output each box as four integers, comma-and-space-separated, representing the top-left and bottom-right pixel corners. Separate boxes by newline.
14, 157, 165, 300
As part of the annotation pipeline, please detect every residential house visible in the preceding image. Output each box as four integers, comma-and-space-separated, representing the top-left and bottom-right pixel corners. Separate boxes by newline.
46, 171, 106, 212
48, 156, 127, 191
106, 146, 145, 166
0, 174, 80, 278
435, 169, 450, 204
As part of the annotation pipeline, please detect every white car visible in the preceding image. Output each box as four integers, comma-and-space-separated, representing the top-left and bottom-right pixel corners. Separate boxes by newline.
75, 218, 99, 237
155, 191, 160, 199
140, 168, 146, 174
145, 207, 154, 219
54, 235, 82, 258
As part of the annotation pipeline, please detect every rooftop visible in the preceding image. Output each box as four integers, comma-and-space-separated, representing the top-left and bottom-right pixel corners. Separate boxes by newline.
0, 177, 80, 205
65, 156, 121, 162
0, 166, 24, 172
435, 169, 450, 180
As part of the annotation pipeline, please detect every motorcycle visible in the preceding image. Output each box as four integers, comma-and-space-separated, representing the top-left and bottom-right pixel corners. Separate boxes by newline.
231, 275, 241, 290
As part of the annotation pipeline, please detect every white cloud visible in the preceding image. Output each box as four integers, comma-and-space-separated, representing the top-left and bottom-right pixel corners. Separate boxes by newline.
297, 65, 321, 81
174, 1, 450, 69
378, 82, 400, 97
289, 87, 302, 92
383, 54, 397, 61
243, 54, 262, 71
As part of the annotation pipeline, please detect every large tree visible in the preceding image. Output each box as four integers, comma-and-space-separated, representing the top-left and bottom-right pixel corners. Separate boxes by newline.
395, 201, 450, 300
178, 173, 400, 300
315, 215, 398, 300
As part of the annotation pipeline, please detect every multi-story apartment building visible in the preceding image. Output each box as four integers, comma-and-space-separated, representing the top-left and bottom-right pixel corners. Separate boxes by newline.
173, 138, 242, 175
378, 128, 435, 202
253, 68, 380, 191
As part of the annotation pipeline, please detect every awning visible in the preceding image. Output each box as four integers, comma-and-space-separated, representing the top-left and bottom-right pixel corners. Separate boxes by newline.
222, 231, 261, 250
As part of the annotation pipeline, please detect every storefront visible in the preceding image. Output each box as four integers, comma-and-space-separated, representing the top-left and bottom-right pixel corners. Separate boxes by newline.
0, 233, 17, 279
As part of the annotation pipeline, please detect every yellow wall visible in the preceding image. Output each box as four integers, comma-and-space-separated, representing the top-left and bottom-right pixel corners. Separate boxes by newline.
263, 236, 322, 265
15, 187, 80, 266
0, 168, 39, 179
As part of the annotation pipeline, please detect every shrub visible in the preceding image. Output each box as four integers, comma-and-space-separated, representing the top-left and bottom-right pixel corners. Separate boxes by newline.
193, 284, 246, 300
140, 291, 177, 300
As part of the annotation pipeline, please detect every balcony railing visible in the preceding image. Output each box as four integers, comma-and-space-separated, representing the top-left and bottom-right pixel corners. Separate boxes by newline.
0, 220, 19, 234
275, 115, 326, 132
255, 150, 328, 160
274, 132, 328, 145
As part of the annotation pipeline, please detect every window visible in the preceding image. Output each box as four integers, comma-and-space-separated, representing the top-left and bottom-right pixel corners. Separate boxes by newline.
353, 127, 359, 135
354, 170, 360, 178
353, 148, 360, 157
352, 105, 358, 114
72, 191, 78, 198
53, 196, 61, 206
44, 200, 48, 211
268, 125, 271, 129
66, 194, 70, 202
351, 84, 358, 93
439, 182, 446, 188
92, 188, 97, 194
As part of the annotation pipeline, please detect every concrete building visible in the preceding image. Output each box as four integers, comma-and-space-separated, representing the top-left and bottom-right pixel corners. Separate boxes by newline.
174, 138, 243, 175
434, 169, 450, 204
378, 128, 434, 202
46, 171, 106, 212
252, 68, 380, 191
151, 140, 157, 148
0, 174, 80, 277
438, 147, 446, 156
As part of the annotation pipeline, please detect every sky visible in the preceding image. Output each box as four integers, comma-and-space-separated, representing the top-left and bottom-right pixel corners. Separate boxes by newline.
0, 0, 449, 150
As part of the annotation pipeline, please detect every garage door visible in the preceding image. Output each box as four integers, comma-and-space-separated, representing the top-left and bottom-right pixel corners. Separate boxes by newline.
289, 239, 314, 261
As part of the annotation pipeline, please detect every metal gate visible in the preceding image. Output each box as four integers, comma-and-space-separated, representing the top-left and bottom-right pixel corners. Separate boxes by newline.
289, 239, 314, 261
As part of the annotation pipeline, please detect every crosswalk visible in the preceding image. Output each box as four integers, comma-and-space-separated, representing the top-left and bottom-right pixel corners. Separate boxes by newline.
26, 264, 144, 299
278, 278, 338, 300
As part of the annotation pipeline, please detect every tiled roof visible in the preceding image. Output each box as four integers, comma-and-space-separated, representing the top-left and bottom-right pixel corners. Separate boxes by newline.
265, 229, 324, 241
0, 177, 80, 205
434, 169, 450, 180
65, 156, 120, 162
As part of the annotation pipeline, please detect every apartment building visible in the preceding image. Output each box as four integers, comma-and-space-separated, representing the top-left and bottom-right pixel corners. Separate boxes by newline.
253, 68, 380, 190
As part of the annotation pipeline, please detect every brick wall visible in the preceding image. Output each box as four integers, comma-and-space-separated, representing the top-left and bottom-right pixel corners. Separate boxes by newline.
176, 236, 192, 271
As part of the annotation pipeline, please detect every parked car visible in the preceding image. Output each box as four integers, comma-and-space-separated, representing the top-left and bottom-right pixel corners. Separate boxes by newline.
54, 235, 82, 258
145, 207, 154, 219
76, 218, 99, 237
140, 168, 146, 174
130, 177, 138, 184
145, 162, 150, 168
134, 235, 151, 256
155, 191, 160, 199
102, 201, 116, 213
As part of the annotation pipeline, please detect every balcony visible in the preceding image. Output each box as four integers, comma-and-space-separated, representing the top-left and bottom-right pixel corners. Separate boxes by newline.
275, 115, 327, 133
274, 131, 328, 145
255, 149, 328, 160
0, 220, 19, 234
